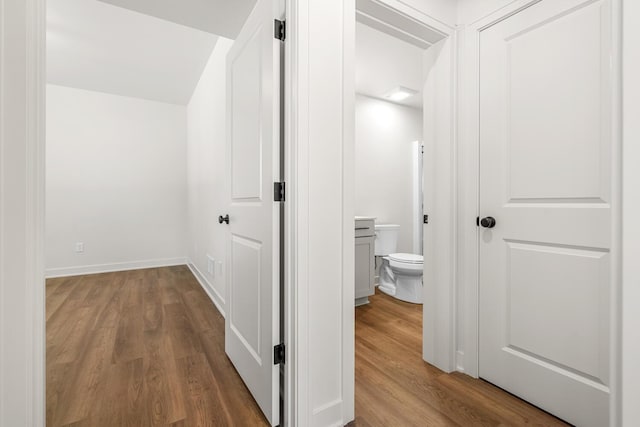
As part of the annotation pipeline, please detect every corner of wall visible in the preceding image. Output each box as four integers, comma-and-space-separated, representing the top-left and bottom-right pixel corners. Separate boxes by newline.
185, 37, 232, 320
187, 260, 225, 318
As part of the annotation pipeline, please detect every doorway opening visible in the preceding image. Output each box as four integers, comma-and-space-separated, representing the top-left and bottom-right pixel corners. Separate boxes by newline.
353, 14, 426, 306
44, 0, 282, 425
351, 2, 456, 423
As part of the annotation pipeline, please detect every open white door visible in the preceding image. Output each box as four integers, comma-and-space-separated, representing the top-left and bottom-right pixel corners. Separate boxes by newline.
479, 0, 614, 426
224, 0, 284, 424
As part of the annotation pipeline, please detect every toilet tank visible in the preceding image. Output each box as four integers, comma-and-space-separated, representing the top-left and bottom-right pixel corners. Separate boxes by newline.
374, 224, 400, 256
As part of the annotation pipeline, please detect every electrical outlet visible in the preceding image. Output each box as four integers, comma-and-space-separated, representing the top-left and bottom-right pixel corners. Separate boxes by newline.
206, 255, 215, 277
217, 260, 224, 276
75, 242, 84, 253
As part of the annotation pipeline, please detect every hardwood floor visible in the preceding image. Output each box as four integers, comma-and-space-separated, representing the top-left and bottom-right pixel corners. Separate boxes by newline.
46, 266, 269, 427
48, 267, 568, 426
352, 289, 570, 426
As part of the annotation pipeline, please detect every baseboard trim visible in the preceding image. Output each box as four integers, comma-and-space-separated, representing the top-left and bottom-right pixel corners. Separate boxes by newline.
456, 350, 465, 373
45, 257, 188, 278
187, 260, 225, 318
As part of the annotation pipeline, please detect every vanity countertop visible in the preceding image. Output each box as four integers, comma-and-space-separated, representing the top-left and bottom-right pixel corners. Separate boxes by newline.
355, 216, 376, 221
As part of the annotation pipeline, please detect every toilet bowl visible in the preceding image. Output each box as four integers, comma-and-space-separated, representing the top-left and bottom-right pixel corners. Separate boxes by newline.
378, 253, 423, 304
374, 224, 423, 304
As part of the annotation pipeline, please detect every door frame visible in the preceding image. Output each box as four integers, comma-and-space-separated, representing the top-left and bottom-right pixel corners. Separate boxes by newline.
622, 1, 640, 423
459, 0, 623, 424
412, 140, 423, 255
285, 0, 458, 426
0, 0, 46, 425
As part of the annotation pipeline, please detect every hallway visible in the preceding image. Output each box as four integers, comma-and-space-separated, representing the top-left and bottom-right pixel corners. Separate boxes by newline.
47, 267, 571, 426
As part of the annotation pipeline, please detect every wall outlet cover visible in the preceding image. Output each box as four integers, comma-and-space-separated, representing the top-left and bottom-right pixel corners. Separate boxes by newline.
206, 255, 215, 276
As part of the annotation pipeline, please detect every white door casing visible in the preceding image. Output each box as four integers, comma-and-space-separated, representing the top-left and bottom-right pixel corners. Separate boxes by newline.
622, 1, 640, 424
224, 0, 284, 424
0, 0, 46, 425
479, 0, 615, 426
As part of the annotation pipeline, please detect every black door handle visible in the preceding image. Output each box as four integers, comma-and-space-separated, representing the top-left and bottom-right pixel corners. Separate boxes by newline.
480, 216, 496, 228
218, 214, 229, 224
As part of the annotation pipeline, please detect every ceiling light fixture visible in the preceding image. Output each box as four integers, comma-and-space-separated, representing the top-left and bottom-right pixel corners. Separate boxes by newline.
384, 86, 418, 102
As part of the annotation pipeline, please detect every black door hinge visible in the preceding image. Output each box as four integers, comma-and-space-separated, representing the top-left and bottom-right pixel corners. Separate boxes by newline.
274, 182, 285, 202
476, 216, 480, 227
274, 343, 285, 365
423, 214, 429, 224
274, 19, 285, 41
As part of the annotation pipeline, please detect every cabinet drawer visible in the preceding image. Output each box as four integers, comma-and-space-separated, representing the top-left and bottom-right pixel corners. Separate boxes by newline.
355, 219, 375, 237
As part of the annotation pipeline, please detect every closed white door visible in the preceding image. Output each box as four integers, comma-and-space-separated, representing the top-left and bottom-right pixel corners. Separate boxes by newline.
224, 0, 284, 424
479, 0, 615, 426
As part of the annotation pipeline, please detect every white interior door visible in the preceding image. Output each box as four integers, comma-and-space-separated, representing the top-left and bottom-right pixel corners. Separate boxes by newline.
479, 1, 614, 426
224, 0, 283, 424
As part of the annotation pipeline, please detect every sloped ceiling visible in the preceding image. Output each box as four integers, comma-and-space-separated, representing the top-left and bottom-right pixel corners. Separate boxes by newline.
47, 0, 220, 105
98, 0, 257, 39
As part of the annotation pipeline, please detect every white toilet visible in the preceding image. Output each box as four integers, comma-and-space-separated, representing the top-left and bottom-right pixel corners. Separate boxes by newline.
375, 224, 423, 304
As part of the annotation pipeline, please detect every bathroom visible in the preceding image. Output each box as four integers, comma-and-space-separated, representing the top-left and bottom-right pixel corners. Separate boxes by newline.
353, 13, 430, 412
353, 16, 426, 305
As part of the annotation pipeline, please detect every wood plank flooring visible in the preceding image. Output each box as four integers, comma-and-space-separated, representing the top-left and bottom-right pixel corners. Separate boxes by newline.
46, 266, 269, 427
351, 290, 570, 426
48, 267, 569, 426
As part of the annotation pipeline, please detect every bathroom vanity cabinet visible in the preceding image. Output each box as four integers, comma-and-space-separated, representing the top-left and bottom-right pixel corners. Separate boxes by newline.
355, 217, 375, 305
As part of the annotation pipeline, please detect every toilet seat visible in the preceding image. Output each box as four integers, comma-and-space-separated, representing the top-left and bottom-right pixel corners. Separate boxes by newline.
388, 253, 423, 264
385, 253, 423, 273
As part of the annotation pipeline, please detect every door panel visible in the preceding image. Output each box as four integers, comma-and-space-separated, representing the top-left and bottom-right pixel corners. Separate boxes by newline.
225, 0, 283, 424
506, 242, 609, 379
505, 2, 609, 201
231, 30, 263, 201
479, 0, 613, 426
230, 235, 263, 360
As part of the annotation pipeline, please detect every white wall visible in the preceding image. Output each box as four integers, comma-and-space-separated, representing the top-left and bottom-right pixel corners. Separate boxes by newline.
186, 38, 234, 315
46, 84, 188, 276
623, 0, 640, 424
354, 95, 422, 253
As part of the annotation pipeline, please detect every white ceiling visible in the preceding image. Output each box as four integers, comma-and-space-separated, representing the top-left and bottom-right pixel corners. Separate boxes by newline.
98, 0, 257, 39
356, 0, 447, 49
47, 0, 219, 105
356, 22, 425, 109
